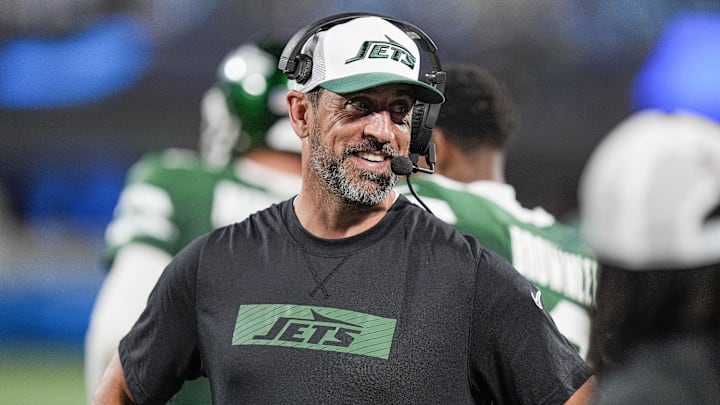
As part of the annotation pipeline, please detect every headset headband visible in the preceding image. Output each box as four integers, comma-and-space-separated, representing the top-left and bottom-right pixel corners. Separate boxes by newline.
279, 12, 443, 81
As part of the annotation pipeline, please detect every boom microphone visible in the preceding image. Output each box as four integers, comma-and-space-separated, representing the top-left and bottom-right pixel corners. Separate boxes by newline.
391, 156, 434, 215
391, 156, 414, 176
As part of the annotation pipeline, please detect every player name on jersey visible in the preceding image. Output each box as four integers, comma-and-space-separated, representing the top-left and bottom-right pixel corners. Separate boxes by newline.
510, 226, 597, 306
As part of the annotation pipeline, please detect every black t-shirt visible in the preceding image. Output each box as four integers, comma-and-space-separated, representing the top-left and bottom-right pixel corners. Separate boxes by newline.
120, 195, 591, 404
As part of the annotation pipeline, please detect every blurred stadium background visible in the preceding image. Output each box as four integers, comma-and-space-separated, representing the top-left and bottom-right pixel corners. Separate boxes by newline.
2, 1, 720, 403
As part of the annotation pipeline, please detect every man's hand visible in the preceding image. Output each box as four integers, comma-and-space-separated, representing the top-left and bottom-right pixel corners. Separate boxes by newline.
92, 351, 135, 405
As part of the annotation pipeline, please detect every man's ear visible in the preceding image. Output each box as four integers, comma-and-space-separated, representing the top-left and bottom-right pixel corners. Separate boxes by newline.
287, 90, 310, 139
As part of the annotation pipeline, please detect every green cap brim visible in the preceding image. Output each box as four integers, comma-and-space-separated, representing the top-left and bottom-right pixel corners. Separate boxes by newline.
320, 72, 445, 104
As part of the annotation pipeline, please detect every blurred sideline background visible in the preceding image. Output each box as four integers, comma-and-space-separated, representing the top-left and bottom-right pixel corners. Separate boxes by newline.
2, 1, 720, 403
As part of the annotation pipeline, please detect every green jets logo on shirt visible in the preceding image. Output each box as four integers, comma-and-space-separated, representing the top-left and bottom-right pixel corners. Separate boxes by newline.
345, 35, 416, 70
232, 304, 397, 359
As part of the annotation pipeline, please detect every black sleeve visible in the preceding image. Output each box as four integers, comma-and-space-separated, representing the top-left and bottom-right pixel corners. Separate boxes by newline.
118, 236, 205, 405
468, 248, 593, 404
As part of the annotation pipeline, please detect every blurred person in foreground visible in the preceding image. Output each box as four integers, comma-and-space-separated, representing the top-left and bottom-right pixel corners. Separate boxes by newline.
84, 42, 302, 403
398, 63, 597, 358
578, 110, 720, 403
92, 13, 593, 404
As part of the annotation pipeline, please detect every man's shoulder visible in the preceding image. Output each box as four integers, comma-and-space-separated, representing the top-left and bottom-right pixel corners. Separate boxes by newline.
397, 178, 594, 256
124, 148, 239, 190
127, 148, 205, 180
396, 177, 517, 226
133, 147, 202, 169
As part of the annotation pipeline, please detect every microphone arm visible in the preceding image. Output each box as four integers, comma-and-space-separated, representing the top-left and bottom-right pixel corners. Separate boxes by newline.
411, 143, 436, 174
391, 147, 436, 215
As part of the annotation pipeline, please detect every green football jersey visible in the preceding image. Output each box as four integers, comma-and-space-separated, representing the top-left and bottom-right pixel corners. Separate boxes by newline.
397, 175, 597, 358
104, 148, 302, 264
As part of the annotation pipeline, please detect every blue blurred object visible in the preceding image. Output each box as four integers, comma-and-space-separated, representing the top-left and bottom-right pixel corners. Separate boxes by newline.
632, 12, 720, 122
24, 157, 126, 230
0, 277, 101, 345
0, 14, 153, 109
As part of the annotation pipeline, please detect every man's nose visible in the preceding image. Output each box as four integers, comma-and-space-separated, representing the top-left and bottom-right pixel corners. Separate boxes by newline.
363, 111, 396, 143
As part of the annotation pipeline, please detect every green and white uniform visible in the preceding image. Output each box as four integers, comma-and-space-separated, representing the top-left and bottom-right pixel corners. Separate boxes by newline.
398, 175, 597, 358
104, 148, 301, 262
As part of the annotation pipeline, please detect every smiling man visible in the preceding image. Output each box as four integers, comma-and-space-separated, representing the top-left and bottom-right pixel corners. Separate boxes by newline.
92, 14, 593, 404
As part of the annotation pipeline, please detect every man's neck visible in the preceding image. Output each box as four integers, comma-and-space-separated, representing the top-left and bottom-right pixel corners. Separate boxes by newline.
438, 147, 505, 184
293, 182, 396, 239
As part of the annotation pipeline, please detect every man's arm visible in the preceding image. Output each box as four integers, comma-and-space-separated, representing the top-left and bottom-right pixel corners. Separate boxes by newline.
85, 243, 171, 401
564, 377, 595, 405
92, 351, 135, 404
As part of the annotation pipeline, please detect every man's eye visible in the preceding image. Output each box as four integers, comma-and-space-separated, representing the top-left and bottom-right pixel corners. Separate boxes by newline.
391, 105, 410, 115
347, 99, 370, 113
390, 105, 411, 122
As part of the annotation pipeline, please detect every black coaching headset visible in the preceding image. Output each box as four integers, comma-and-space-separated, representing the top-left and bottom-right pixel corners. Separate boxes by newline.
278, 12, 446, 174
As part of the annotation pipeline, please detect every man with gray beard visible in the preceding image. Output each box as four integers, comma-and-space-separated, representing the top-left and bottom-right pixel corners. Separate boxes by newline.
93, 13, 593, 404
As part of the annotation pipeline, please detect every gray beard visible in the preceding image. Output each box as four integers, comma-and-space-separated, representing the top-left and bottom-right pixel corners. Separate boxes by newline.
309, 126, 398, 206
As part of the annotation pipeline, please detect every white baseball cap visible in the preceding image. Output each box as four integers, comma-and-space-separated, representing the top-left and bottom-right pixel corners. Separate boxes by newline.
295, 16, 444, 104
579, 110, 720, 269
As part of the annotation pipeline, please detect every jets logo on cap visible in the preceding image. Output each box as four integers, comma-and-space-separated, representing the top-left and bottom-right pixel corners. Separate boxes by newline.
345, 35, 416, 69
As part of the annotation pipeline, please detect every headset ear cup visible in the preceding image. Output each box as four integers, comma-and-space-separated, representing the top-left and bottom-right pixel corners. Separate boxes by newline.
293, 54, 313, 84
410, 102, 430, 156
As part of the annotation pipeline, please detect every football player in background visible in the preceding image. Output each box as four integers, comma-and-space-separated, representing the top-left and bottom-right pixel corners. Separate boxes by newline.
579, 110, 720, 403
398, 63, 598, 358
84, 42, 302, 404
